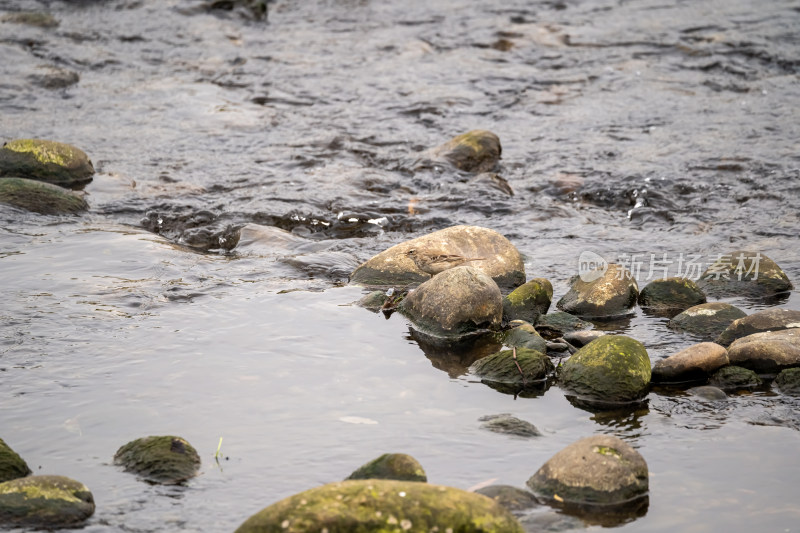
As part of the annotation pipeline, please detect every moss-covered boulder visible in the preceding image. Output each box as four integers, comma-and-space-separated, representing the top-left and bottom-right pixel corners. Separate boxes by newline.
0, 438, 31, 483
428, 130, 502, 173
114, 435, 200, 485
234, 479, 524, 533
0, 139, 94, 189
667, 303, 746, 340
709, 366, 762, 390
651, 342, 729, 383
535, 312, 591, 340
716, 309, 800, 347
398, 266, 503, 338
502, 278, 552, 323
774, 368, 800, 395
697, 251, 793, 297
471, 348, 553, 385
559, 335, 650, 403
556, 264, 638, 319
638, 277, 706, 311
0, 475, 94, 528
474, 485, 540, 512
727, 329, 800, 374
501, 322, 547, 353
346, 454, 426, 483
0, 177, 88, 215
350, 225, 525, 288
479, 414, 541, 437
526, 435, 648, 508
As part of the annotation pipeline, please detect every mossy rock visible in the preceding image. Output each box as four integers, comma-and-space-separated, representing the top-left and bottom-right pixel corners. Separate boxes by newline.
479, 414, 541, 438
501, 322, 547, 353
0, 177, 88, 215
774, 368, 800, 395
651, 342, 729, 384
535, 312, 591, 340
0, 475, 94, 527
709, 366, 762, 390
346, 454, 426, 482
559, 335, 651, 403
114, 436, 200, 485
234, 479, 524, 533
556, 264, 638, 319
716, 309, 800, 346
474, 485, 540, 512
0, 438, 31, 483
502, 278, 553, 323
667, 303, 746, 341
638, 277, 706, 311
356, 290, 388, 311
727, 329, 800, 373
0, 139, 94, 189
697, 251, 793, 297
428, 130, 502, 173
470, 348, 554, 385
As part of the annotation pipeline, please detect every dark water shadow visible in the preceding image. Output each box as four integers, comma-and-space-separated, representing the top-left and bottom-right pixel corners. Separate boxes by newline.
407, 328, 502, 378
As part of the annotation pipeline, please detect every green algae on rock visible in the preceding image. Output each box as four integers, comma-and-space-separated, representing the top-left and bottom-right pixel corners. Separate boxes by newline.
697, 251, 793, 297
535, 311, 591, 340
774, 368, 800, 395
471, 347, 554, 385
727, 329, 800, 374
0, 438, 31, 483
501, 322, 547, 353
559, 335, 651, 403
114, 436, 201, 484
716, 309, 800, 347
346, 454, 427, 483
479, 414, 541, 438
651, 342, 729, 384
556, 264, 638, 319
0, 177, 88, 215
638, 277, 706, 312
502, 278, 553, 323
667, 302, 747, 341
428, 130, 502, 173
234, 479, 524, 533
0, 139, 94, 189
0, 475, 94, 528
709, 366, 762, 390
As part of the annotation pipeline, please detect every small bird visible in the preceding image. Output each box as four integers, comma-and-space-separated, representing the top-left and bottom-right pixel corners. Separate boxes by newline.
405, 248, 485, 276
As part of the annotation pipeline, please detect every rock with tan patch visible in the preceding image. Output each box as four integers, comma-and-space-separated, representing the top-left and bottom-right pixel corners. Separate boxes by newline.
727, 329, 800, 373
667, 303, 746, 340
697, 251, 793, 297
716, 309, 800, 346
0, 475, 95, 528
0, 139, 94, 189
556, 264, 638, 319
651, 342, 729, 383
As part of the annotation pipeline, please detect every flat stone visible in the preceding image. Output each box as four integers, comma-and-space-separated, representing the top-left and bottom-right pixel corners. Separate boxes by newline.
479, 414, 542, 438
651, 342, 729, 383
716, 308, 800, 346
727, 329, 800, 374
667, 302, 746, 340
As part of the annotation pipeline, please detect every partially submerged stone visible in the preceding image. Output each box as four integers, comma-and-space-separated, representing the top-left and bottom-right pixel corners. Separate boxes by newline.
0, 475, 94, 528
709, 366, 762, 390
0, 139, 94, 189
479, 414, 541, 438
559, 335, 651, 404
346, 454, 426, 483
350, 225, 525, 288
563, 330, 606, 348
535, 312, 591, 340
399, 266, 503, 338
638, 277, 706, 312
502, 278, 552, 323
697, 251, 793, 297
1, 12, 59, 28
114, 436, 200, 485
428, 130, 502, 173
234, 479, 524, 533
0, 438, 31, 483
501, 322, 547, 353
727, 329, 800, 374
556, 264, 638, 319
688, 385, 727, 401
651, 342, 729, 383
667, 303, 746, 340
0, 177, 88, 215
475, 485, 540, 512
774, 368, 800, 395
716, 308, 800, 346
526, 435, 648, 508
471, 348, 554, 385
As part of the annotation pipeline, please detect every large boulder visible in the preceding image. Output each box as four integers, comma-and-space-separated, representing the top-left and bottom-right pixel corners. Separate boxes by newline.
637, 277, 706, 312
114, 435, 201, 485
0, 475, 95, 528
716, 308, 800, 346
727, 329, 800, 374
427, 130, 502, 173
0, 177, 88, 215
346, 454, 426, 483
350, 225, 525, 289
697, 251, 793, 297
0, 139, 94, 189
502, 278, 552, 323
0, 438, 31, 483
667, 303, 746, 340
398, 266, 503, 338
470, 348, 553, 386
651, 342, 729, 383
556, 264, 638, 319
234, 479, 524, 533
559, 335, 651, 404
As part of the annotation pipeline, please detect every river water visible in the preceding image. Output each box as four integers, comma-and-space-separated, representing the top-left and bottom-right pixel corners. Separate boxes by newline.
1, 0, 799, 531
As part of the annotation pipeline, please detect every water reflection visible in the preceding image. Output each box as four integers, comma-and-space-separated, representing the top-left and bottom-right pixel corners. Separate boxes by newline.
407, 328, 500, 377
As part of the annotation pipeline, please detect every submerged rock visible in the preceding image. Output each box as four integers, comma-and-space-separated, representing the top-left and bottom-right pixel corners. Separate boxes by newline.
688, 385, 727, 401
563, 330, 606, 348
651, 342, 729, 383
556, 264, 638, 319
638, 277, 706, 311
1, 12, 59, 28
474, 485, 540, 512
709, 366, 762, 390
0, 438, 31, 483
716, 308, 800, 346
0, 139, 94, 189
535, 312, 591, 340
350, 225, 525, 288
501, 322, 547, 353
697, 251, 793, 297
114, 436, 200, 485
502, 278, 553, 323
0, 177, 88, 215
346, 454, 426, 483
774, 368, 800, 395
526, 435, 648, 508
399, 266, 503, 338
471, 348, 553, 385
428, 130, 502, 173
479, 414, 541, 437
667, 302, 746, 340
559, 335, 651, 404
0, 475, 94, 528
234, 479, 524, 533
727, 329, 800, 374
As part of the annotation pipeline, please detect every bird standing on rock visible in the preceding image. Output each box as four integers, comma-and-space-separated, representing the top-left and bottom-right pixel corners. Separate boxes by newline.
405, 249, 486, 276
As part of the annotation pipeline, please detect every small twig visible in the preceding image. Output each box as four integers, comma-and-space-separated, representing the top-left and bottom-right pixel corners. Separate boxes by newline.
512, 346, 527, 385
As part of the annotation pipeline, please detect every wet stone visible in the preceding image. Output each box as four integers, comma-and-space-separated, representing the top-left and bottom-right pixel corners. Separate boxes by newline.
29, 66, 80, 90
356, 290, 387, 311
563, 330, 606, 348
346, 453, 427, 483
697, 251, 793, 298
727, 329, 800, 374
667, 302, 747, 340
0, 438, 31, 483
0, 177, 88, 215
470, 348, 554, 385
688, 385, 728, 401
479, 414, 542, 438
638, 277, 706, 311
651, 342, 729, 383
774, 368, 800, 395
709, 366, 762, 390
1, 12, 59, 28
502, 278, 553, 324
535, 312, 591, 340
501, 322, 547, 353
113, 436, 201, 485
427, 130, 502, 173
556, 264, 639, 319
0, 475, 95, 528
716, 308, 800, 347
0, 139, 94, 189
474, 485, 540, 512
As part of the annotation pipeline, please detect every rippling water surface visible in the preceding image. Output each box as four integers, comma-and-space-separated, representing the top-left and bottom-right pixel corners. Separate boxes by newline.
1, 0, 799, 531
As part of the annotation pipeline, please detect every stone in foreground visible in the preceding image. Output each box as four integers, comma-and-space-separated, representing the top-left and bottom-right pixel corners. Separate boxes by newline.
556, 264, 638, 319
0, 139, 94, 189
0, 475, 94, 528
350, 225, 525, 288
638, 277, 706, 311
471, 348, 553, 385
651, 342, 729, 383
234, 479, 524, 533
0, 177, 88, 215
0, 438, 31, 483
716, 309, 800, 346
114, 435, 200, 484
527, 435, 648, 507
346, 454, 426, 483
727, 329, 800, 374
502, 278, 553, 323
697, 251, 793, 297
667, 303, 746, 340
